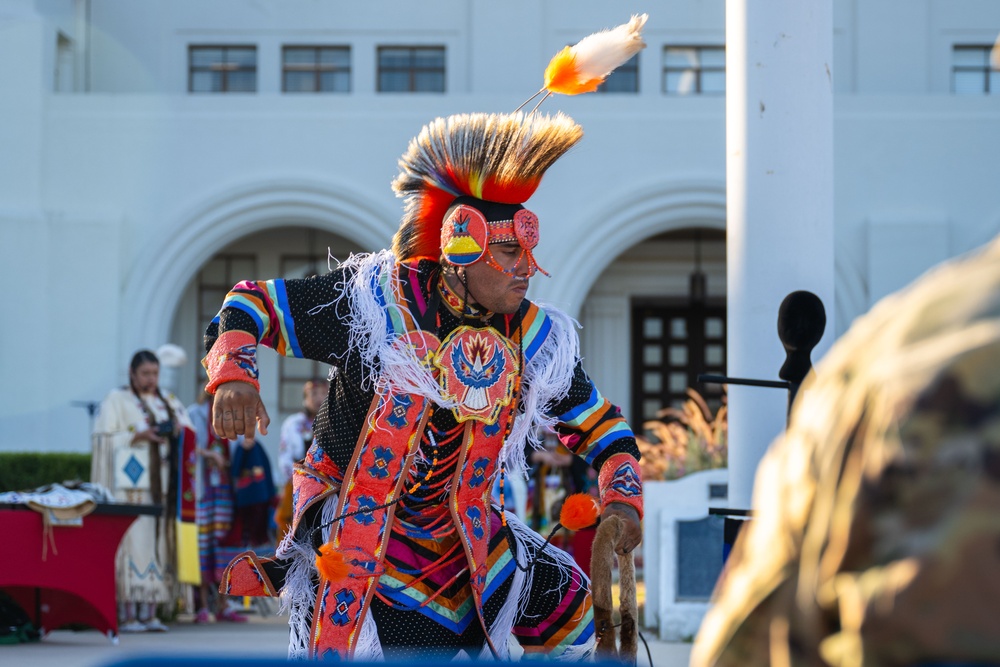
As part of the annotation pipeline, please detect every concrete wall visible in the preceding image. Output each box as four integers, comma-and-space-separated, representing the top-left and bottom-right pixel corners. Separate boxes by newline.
2, 0, 999, 454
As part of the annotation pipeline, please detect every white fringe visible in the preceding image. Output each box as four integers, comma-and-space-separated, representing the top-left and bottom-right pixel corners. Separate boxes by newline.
475, 509, 527, 662
275, 509, 301, 560
353, 610, 385, 661
556, 642, 597, 662
501, 305, 581, 478
306, 250, 389, 385
309, 252, 582, 455
279, 492, 385, 661
280, 494, 339, 660
281, 543, 317, 660
505, 512, 596, 660
506, 513, 591, 617
311, 250, 458, 411
316, 252, 581, 482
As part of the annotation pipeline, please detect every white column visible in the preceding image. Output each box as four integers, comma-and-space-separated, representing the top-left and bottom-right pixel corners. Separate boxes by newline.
726, 0, 835, 508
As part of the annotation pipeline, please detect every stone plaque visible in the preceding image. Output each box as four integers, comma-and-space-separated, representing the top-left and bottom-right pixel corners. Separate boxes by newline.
676, 514, 724, 601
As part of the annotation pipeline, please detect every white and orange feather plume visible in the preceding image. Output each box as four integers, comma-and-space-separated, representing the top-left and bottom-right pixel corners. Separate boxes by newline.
544, 14, 648, 96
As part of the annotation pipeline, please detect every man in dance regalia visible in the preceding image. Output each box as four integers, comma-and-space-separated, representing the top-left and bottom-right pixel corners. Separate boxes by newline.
207, 17, 648, 660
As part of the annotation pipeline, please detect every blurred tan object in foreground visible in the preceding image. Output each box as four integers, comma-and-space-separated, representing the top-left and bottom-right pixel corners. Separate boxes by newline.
691, 235, 1000, 667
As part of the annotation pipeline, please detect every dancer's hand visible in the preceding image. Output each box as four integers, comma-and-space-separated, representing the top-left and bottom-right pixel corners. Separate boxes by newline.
213, 381, 270, 442
602, 502, 641, 555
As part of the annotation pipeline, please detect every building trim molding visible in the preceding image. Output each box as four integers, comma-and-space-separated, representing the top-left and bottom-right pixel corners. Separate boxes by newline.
547, 178, 727, 317
121, 177, 398, 355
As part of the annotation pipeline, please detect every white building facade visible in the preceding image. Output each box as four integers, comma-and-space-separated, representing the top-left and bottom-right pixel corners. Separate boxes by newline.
2, 0, 999, 476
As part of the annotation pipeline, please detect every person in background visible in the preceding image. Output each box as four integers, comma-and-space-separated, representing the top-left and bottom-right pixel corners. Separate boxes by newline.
229, 436, 276, 550
92, 349, 192, 632
186, 391, 211, 460
274, 378, 329, 544
187, 391, 247, 624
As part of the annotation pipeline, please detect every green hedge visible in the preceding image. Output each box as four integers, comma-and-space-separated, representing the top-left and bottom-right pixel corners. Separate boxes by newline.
0, 452, 91, 493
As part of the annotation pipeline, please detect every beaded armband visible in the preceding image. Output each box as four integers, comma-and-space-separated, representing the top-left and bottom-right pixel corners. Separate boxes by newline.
598, 452, 644, 520
204, 330, 261, 394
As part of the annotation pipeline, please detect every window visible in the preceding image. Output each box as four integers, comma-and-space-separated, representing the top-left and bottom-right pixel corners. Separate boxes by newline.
663, 46, 725, 95
952, 45, 1000, 95
631, 302, 726, 425
283, 46, 350, 93
189, 46, 257, 93
377, 46, 445, 92
196, 254, 258, 398
278, 255, 331, 411
597, 54, 639, 93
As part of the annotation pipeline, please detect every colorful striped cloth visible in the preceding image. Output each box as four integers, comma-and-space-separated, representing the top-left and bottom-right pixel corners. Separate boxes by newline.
197, 440, 243, 584
217, 280, 303, 358
376, 511, 515, 634
374, 506, 593, 657
554, 384, 635, 465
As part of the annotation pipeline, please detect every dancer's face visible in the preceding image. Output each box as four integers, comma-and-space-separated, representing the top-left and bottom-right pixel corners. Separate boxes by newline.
461, 242, 530, 314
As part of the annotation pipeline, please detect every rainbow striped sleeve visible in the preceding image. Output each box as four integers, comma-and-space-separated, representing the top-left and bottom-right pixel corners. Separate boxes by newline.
551, 379, 636, 465
218, 279, 304, 358
507, 302, 552, 364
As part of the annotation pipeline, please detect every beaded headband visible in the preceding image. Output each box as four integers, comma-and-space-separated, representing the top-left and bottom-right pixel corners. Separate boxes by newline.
391, 15, 647, 276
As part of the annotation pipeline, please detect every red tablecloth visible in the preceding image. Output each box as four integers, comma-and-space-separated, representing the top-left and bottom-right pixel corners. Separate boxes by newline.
0, 503, 155, 639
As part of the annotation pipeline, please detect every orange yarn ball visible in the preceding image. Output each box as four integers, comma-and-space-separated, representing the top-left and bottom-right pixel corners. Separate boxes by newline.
315, 544, 350, 582
560, 493, 600, 531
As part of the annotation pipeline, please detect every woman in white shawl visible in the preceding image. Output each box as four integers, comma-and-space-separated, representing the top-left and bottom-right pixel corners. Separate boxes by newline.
92, 349, 192, 632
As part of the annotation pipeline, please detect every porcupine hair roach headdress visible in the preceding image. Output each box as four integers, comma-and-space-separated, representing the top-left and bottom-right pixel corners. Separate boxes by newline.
390, 13, 646, 274
390, 111, 583, 263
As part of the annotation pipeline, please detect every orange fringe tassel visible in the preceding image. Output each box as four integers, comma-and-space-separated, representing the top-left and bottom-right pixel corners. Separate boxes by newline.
315, 544, 350, 582
560, 493, 600, 531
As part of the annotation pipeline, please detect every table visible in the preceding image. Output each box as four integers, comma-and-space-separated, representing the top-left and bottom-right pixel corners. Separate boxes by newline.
0, 502, 160, 641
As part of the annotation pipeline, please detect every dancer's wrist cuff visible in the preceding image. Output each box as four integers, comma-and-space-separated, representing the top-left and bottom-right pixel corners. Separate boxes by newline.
598, 452, 644, 520
205, 330, 260, 394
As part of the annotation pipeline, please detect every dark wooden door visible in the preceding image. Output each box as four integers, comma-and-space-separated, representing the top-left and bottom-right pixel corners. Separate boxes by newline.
630, 301, 726, 427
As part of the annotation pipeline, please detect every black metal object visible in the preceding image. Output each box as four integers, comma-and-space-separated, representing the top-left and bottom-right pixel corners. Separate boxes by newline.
777, 291, 827, 411
71, 400, 99, 417
708, 507, 752, 517
697, 290, 826, 420
700, 291, 826, 561
698, 374, 789, 390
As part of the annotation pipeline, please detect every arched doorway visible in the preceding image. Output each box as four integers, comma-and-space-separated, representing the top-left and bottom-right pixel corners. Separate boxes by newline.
121, 179, 397, 363
579, 228, 726, 429
167, 225, 364, 459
